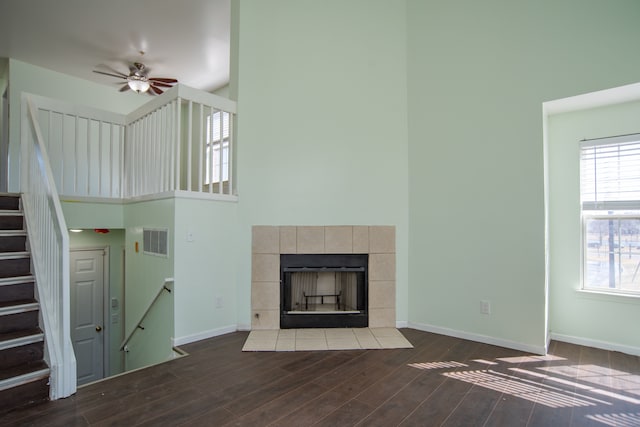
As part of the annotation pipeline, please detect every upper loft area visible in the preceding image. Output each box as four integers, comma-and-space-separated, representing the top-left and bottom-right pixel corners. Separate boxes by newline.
22, 83, 237, 203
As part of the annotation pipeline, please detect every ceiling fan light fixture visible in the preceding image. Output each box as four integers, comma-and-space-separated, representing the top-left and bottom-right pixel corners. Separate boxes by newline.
127, 75, 150, 93
94, 62, 176, 95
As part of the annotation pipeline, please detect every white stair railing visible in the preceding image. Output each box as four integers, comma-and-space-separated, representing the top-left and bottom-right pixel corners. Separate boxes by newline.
21, 94, 76, 399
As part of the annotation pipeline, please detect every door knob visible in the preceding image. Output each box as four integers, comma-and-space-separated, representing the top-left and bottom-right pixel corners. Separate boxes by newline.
96, 325, 103, 332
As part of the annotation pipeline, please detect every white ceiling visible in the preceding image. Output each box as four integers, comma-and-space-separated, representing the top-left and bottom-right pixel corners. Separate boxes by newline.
0, 0, 230, 93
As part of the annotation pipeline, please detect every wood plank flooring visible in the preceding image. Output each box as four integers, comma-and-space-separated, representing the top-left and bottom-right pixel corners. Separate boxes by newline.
1, 329, 639, 426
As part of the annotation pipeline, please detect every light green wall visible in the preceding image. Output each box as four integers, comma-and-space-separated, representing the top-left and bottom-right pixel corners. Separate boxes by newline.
7, 59, 147, 192
124, 278, 175, 371
173, 198, 239, 340
63, 198, 178, 371
61, 201, 124, 229
235, 0, 410, 326
406, 0, 640, 352
68, 229, 126, 376
548, 100, 640, 352
122, 199, 175, 369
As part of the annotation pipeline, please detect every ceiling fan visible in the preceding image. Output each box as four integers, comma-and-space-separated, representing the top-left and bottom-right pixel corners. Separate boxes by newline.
93, 62, 178, 95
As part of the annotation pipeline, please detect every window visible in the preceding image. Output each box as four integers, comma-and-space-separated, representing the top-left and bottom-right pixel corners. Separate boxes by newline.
580, 134, 640, 294
205, 111, 230, 184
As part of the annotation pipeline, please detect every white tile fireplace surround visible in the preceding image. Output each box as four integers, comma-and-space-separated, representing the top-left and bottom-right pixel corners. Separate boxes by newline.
251, 225, 396, 330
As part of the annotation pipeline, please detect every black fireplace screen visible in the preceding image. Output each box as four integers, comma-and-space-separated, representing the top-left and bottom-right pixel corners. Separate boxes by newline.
280, 254, 368, 328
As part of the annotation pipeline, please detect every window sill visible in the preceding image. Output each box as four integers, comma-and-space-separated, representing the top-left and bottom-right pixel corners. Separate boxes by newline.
576, 288, 640, 304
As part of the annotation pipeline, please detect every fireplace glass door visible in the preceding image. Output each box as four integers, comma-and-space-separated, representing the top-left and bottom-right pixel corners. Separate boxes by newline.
280, 254, 368, 328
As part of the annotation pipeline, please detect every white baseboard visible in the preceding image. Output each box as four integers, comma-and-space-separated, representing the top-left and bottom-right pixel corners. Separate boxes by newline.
550, 332, 640, 357
172, 324, 238, 347
396, 320, 409, 328
236, 323, 252, 331
407, 321, 547, 355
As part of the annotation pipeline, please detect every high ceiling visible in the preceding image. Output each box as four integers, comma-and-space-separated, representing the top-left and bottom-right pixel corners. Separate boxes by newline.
0, 0, 230, 93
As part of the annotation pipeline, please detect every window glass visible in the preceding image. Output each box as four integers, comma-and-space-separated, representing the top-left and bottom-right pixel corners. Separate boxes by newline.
580, 135, 640, 294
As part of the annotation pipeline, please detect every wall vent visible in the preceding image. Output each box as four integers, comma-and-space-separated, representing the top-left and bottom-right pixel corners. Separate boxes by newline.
143, 228, 168, 257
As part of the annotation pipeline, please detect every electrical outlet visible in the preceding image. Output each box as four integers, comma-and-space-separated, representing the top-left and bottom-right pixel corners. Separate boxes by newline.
111, 314, 119, 324
480, 300, 491, 315
187, 231, 194, 242
216, 297, 223, 309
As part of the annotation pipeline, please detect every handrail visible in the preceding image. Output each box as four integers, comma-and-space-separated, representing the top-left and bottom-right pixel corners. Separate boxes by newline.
22, 95, 76, 399
120, 278, 174, 351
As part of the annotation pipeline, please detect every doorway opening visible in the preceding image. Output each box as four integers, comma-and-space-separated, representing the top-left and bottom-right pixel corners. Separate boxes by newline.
69, 228, 125, 385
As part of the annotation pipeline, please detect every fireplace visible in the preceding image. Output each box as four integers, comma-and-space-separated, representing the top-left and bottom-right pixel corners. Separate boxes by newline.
251, 225, 396, 330
280, 254, 368, 328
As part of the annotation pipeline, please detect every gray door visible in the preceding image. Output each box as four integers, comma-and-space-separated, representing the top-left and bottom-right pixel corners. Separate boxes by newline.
70, 249, 105, 385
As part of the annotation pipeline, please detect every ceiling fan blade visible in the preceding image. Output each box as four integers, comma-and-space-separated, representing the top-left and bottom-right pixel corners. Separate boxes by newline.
93, 70, 127, 80
148, 77, 178, 83
119, 84, 131, 92
149, 81, 173, 88
149, 85, 163, 95
99, 65, 129, 77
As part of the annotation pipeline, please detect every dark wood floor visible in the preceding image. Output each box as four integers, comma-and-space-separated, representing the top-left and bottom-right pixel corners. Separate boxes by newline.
2, 329, 639, 426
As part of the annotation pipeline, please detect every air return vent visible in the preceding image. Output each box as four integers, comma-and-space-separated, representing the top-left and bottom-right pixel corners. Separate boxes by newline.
143, 228, 168, 256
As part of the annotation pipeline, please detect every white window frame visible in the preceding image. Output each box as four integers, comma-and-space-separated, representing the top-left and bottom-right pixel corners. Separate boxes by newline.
580, 134, 640, 296
205, 110, 230, 185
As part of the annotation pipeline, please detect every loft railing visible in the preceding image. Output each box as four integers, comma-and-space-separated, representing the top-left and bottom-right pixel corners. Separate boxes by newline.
124, 85, 237, 199
24, 94, 127, 199
21, 95, 77, 399
120, 278, 174, 351
25, 85, 238, 202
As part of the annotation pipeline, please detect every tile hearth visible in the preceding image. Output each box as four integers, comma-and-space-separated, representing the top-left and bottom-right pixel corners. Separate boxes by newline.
242, 327, 413, 352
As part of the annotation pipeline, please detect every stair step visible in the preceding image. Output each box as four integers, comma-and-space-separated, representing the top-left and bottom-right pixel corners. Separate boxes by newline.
0, 194, 20, 211
0, 233, 27, 253
0, 300, 39, 315
0, 210, 23, 215
0, 213, 24, 231
0, 275, 35, 286
0, 251, 30, 260
0, 302, 39, 335
0, 281, 34, 304
0, 256, 31, 279
0, 361, 49, 390
0, 362, 49, 414
0, 329, 44, 370
0, 328, 43, 350
0, 377, 49, 415
0, 361, 49, 386
0, 194, 49, 414
0, 230, 27, 236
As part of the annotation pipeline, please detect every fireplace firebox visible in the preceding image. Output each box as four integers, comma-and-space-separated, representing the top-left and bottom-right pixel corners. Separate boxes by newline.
280, 254, 368, 328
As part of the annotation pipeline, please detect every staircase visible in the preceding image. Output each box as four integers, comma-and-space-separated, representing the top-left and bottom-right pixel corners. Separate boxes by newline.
0, 193, 49, 414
